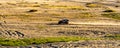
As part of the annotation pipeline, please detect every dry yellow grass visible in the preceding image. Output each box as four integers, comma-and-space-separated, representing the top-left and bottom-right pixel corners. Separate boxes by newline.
0, 0, 120, 40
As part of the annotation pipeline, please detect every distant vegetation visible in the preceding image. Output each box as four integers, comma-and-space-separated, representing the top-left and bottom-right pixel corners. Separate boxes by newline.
0, 37, 100, 46
0, 35, 119, 46
102, 13, 120, 20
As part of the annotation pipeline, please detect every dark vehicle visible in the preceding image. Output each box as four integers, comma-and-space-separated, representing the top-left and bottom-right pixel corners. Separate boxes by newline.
58, 19, 69, 24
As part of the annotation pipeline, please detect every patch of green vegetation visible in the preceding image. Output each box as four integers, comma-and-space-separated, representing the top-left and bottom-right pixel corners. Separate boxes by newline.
86, 3, 102, 8
102, 13, 120, 20
104, 34, 120, 40
32, 4, 40, 7
0, 37, 101, 46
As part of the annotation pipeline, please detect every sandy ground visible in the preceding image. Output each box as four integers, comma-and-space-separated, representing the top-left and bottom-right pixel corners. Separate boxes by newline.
70, 22, 120, 25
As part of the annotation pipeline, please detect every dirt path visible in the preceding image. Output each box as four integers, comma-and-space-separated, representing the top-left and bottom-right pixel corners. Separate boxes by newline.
70, 22, 120, 25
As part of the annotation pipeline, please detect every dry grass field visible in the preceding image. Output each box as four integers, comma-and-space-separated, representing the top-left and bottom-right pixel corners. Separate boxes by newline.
0, 0, 120, 48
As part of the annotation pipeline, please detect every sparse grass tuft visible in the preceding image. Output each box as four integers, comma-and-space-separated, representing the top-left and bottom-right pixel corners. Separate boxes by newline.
32, 4, 40, 7
104, 34, 120, 40
0, 38, 27, 46
86, 3, 102, 8
102, 13, 120, 20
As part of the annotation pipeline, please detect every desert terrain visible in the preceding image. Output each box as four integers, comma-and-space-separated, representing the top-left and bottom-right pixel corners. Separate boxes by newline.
0, 0, 120, 48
